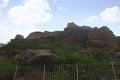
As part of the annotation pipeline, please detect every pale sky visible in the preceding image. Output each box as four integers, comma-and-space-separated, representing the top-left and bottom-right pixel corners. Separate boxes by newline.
0, 0, 120, 43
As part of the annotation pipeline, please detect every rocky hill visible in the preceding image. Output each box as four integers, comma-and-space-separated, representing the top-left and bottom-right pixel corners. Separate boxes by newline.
12, 22, 120, 50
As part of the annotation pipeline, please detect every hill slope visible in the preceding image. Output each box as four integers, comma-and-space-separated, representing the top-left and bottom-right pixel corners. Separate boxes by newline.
12, 22, 120, 50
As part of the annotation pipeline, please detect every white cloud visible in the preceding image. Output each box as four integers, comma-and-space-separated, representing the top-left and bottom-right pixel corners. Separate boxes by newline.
100, 6, 120, 23
53, 0, 63, 2
59, 6, 63, 10
0, 24, 10, 43
85, 16, 98, 22
53, 0, 57, 2
0, 0, 9, 14
8, 0, 53, 26
0, 0, 9, 8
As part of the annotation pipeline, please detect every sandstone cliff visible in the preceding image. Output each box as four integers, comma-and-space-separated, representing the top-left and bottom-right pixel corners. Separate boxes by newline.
12, 22, 119, 50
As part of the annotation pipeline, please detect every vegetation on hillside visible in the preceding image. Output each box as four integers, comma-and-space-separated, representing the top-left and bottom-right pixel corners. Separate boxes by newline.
0, 39, 118, 64
0, 39, 119, 80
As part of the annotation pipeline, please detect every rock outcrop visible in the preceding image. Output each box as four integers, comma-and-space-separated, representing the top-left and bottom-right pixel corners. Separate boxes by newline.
65, 22, 79, 29
15, 49, 57, 64
11, 34, 24, 42
15, 35, 24, 39
12, 22, 119, 50
55, 22, 89, 44
27, 32, 44, 39
87, 26, 117, 49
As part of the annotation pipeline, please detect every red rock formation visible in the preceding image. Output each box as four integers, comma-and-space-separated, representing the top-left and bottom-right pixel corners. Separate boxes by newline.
27, 32, 44, 40
11, 34, 24, 42
15, 35, 24, 39
12, 22, 119, 50
87, 26, 117, 49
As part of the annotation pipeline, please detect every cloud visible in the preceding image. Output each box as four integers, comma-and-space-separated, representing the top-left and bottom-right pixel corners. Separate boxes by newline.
59, 6, 63, 10
53, 0, 57, 2
0, 24, 10, 43
0, 0, 9, 13
53, 0, 63, 2
0, 0, 9, 8
85, 16, 98, 22
100, 6, 120, 23
8, 0, 53, 26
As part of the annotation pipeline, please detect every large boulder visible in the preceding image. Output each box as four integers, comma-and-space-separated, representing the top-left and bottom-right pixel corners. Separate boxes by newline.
15, 50, 57, 64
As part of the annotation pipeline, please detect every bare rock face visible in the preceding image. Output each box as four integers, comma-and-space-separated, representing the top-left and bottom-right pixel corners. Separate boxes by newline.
56, 24, 118, 50
55, 23, 93, 46
64, 22, 79, 31
26, 32, 44, 40
12, 22, 119, 50
67, 22, 78, 28
87, 26, 118, 49
26, 31, 56, 42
